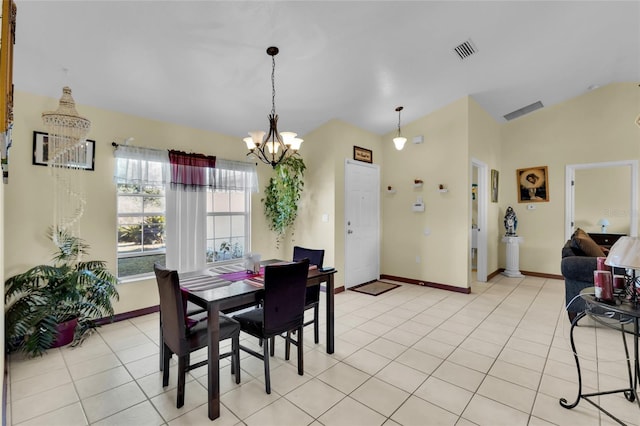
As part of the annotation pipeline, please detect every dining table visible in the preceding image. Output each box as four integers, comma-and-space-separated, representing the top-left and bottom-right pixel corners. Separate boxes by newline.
177, 260, 337, 420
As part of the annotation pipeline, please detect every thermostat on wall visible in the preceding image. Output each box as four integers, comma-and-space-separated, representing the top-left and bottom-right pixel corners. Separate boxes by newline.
412, 197, 425, 212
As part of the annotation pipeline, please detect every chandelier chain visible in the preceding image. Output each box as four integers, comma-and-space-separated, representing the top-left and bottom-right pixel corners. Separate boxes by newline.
271, 55, 276, 116
397, 109, 402, 136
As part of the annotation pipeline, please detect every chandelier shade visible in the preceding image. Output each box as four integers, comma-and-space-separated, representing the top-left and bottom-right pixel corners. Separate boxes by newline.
42, 86, 92, 243
393, 106, 407, 151
244, 46, 303, 168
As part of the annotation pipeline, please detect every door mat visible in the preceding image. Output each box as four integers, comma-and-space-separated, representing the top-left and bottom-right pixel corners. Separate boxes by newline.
350, 281, 400, 296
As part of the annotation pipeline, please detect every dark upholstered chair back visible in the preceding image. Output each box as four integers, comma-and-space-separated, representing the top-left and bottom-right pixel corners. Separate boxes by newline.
262, 259, 310, 336
154, 263, 187, 354
293, 246, 324, 268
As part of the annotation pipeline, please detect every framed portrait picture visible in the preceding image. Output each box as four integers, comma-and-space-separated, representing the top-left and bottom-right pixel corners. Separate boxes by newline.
517, 166, 549, 202
33, 131, 95, 170
491, 169, 499, 203
353, 146, 372, 163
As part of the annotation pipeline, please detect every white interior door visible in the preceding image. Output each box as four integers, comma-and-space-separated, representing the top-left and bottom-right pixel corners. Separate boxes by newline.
344, 159, 380, 288
471, 158, 488, 282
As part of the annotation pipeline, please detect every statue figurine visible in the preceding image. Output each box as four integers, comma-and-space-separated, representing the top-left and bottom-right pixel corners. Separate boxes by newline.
504, 206, 517, 236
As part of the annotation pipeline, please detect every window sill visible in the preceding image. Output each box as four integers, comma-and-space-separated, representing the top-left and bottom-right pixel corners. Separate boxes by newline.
118, 273, 155, 284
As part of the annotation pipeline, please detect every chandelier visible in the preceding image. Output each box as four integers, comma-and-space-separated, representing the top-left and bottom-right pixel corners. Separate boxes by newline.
42, 86, 91, 243
393, 106, 407, 150
244, 46, 303, 168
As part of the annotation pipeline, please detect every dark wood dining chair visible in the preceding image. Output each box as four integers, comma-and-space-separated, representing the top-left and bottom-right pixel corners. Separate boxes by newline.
293, 246, 325, 344
154, 263, 241, 408
232, 259, 310, 394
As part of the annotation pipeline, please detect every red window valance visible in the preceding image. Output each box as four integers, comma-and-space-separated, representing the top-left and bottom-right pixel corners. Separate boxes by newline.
168, 150, 216, 190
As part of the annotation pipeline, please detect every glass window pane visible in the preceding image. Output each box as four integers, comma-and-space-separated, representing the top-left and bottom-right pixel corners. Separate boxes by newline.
229, 192, 245, 211
213, 192, 230, 212
143, 196, 164, 213
214, 216, 231, 238
231, 216, 245, 237
118, 196, 142, 214
206, 216, 214, 239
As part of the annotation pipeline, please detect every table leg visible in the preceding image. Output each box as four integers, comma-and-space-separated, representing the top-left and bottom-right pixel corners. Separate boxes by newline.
207, 304, 220, 420
325, 273, 335, 354
560, 311, 586, 409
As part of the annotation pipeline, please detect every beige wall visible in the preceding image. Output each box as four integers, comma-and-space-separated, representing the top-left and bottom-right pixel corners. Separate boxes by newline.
468, 97, 502, 277
381, 98, 471, 288
501, 82, 640, 274
7, 90, 281, 314
292, 119, 381, 288
6, 82, 638, 318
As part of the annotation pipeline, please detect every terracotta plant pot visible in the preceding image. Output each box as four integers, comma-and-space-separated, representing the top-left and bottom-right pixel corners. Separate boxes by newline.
52, 318, 78, 348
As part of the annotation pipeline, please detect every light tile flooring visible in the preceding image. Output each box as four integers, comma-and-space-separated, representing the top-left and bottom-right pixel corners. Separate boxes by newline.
6, 275, 640, 425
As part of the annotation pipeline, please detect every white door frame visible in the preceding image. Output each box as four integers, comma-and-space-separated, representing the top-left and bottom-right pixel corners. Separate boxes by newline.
565, 160, 638, 240
471, 158, 488, 282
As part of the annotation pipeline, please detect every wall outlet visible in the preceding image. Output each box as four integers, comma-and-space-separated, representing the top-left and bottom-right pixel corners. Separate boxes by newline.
415, 255, 421, 263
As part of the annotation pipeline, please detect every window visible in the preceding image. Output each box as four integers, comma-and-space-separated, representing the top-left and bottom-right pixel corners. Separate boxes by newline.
206, 190, 249, 263
114, 147, 258, 278
117, 183, 166, 278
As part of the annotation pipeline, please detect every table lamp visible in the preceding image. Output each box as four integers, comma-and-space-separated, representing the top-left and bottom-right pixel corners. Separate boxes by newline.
598, 218, 610, 233
605, 236, 640, 308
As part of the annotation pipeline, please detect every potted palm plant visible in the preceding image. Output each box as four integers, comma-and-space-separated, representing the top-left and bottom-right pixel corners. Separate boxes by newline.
4, 230, 119, 357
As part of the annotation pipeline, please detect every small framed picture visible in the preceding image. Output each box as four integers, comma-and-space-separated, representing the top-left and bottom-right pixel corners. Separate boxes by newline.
353, 146, 372, 163
491, 169, 499, 203
517, 166, 549, 202
33, 131, 95, 170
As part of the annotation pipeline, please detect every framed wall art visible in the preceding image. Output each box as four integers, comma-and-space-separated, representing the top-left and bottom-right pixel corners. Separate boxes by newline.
491, 169, 499, 203
353, 146, 372, 163
517, 166, 549, 203
33, 131, 96, 170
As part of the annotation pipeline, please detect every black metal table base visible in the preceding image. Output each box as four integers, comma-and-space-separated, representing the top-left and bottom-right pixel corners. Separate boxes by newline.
559, 310, 640, 426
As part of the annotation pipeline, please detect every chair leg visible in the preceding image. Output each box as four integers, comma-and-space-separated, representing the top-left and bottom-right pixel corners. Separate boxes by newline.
159, 314, 164, 371
177, 355, 187, 408
313, 305, 319, 344
263, 337, 271, 394
297, 326, 304, 376
285, 331, 291, 361
233, 334, 241, 384
162, 343, 171, 387
270, 336, 275, 357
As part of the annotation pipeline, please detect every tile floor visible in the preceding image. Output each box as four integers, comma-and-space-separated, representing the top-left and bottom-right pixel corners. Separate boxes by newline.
6, 275, 640, 425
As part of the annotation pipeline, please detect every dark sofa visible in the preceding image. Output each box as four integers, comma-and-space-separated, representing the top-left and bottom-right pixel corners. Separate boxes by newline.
561, 241, 599, 320
560, 228, 623, 322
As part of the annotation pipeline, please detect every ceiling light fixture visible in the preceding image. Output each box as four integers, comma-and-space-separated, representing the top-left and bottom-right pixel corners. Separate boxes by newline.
393, 106, 407, 150
41, 86, 92, 243
244, 46, 303, 168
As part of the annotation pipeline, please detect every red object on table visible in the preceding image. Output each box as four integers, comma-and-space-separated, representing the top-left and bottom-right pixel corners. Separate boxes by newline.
593, 270, 613, 302
596, 257, 612, 272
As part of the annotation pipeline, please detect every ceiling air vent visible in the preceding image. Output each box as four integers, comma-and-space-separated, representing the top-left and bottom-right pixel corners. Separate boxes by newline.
504, 101, 544, 121
453, 39, 477, 60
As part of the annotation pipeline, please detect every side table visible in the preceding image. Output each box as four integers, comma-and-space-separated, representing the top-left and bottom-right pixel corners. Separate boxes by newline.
501, 236, 524, 278
559, 287, 640, 424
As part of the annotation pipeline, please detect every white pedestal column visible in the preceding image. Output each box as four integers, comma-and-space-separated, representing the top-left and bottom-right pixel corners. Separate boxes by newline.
502, 236, 524, 278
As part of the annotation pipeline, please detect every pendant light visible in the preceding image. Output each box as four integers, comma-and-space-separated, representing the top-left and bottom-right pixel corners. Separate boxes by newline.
393, 106, 407, 150
243, 46, 303, 168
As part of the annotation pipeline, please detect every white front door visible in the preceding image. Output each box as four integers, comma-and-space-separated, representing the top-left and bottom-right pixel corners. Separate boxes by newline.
344, 159, 380, 288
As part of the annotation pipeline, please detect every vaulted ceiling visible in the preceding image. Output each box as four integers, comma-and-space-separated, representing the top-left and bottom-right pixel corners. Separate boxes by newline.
13, 1, 640, 140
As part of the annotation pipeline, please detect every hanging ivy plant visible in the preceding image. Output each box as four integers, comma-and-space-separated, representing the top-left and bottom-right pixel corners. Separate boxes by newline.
262, 156, 306, 247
